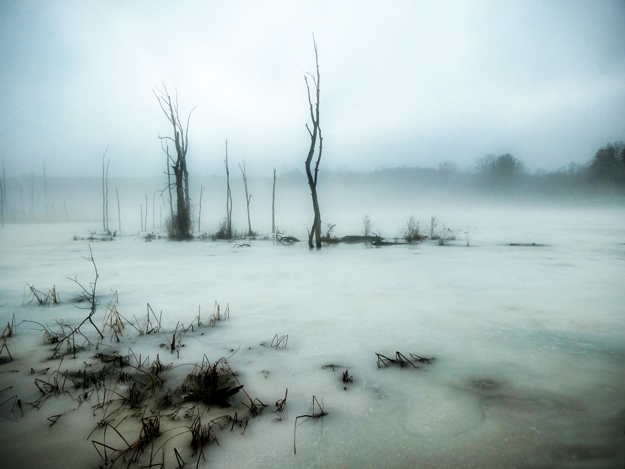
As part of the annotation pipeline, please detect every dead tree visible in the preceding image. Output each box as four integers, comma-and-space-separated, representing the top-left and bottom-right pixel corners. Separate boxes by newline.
224, 140, 233, 238
43, 159, 49, 221
198, 184, 204, 233
304, 36, 323, 248
101, 145, 109, 232
105, 157, 110, 231
154, 84, 194, 240
29, 170, 35, 221
161, 140, 175, 224
238, 158, 253, 237
272, 168, 276, 234
144, 194, 148, 232
116, 187, 121, 232
2, 162, 7, 223
0, 173, 3, 228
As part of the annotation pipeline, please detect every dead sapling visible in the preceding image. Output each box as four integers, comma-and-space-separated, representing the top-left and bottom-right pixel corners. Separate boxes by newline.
53, 246, 104, 358
403, 217, 426, 243
294, 395, 328, 454
464, 228, 477, 246
437, 225, 457, 246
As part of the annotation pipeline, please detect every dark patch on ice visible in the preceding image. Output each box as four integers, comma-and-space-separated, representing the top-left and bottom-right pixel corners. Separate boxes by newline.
508, 243, 548, 247
0, 356, 13, 365
69, 295, 87, 304
548, 443, 620, 462
471, 378, 504, 391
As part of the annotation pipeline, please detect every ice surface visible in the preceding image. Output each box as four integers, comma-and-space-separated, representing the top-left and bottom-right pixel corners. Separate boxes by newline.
0, 205, 624, 468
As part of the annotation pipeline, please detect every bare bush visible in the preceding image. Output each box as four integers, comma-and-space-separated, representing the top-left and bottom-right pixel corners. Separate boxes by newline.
403, 217, 425, 243
362, 214, 372, 237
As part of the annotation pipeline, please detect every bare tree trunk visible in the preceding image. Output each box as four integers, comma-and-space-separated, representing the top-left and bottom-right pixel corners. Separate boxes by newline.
304, 36, 323, 248
162, 141, 174, 225
19, 184, 23, 220
0, 175, 3, 228
152, 191, 156, 230
29, 170, 35, 221
140, 205, 143, 232
272, 168, 276, 234
198, 184, 204, 233
224, 140, 232, 238
43, 159, 49, 221
116, 187, 121, 232
144, 194, 148, 233
184, 165, 190, 228
154, 84, 194, 240
101, 145, 109, 232
105, 158, 110, 232
2, 162, 7, 222
238, 158, 253, 237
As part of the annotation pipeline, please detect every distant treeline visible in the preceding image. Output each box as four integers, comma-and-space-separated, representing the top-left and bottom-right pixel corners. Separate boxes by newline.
0, 141, 623, 226
283, 141, 625, 201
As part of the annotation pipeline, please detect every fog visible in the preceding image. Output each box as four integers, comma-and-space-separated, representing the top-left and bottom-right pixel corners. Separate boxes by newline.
1, 2, 625, 467
1, 0, 624, 178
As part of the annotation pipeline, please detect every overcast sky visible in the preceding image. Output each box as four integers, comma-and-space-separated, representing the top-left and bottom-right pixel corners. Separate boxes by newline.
1, 0, 624, 177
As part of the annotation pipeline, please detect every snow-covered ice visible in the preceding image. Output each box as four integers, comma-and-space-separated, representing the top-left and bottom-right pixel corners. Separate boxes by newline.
0, 205, 623, 468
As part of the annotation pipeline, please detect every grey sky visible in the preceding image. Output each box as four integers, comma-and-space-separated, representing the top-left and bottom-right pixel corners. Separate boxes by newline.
1, 0, 624, 177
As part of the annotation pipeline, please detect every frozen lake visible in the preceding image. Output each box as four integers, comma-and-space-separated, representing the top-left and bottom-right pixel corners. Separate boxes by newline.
0, 205, 624, 468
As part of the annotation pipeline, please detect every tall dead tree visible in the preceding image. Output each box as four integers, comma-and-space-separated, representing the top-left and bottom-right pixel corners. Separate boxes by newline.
238, 158, 253, 237
29, 170, 35, 221
0, 171, 3, 228
224, 140, 233, 238
304, 36, 323, 248
2, 162, 7, 222
272, 167, 276, 234
43, 159, 49, 221
116, 187, 121, 232
101, 145, 110, 233
161, 140, 175, 225
198, 184, 204, 233
154, 84, 194, 240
